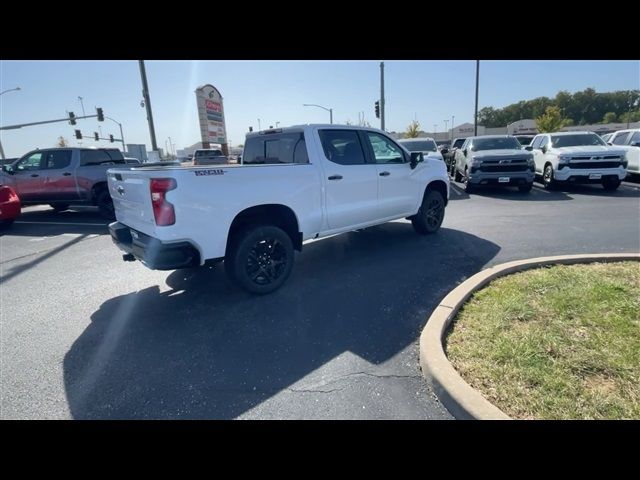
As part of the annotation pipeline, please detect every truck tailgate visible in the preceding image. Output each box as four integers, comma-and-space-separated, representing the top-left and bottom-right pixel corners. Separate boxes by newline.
107, 169, 156, 234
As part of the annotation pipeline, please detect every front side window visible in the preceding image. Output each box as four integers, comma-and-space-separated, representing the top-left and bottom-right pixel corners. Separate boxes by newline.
612, 132, 630, 145
550, 134, 606, 148
398, 139, 437, 152
44, 150, 72, 169
16, 152, 43, 171
453, 138, 466, 149
539, 136, 549, 150
366, 132, 405, 164
531, 136, 543, 149
629, 132, 640, 145
318, 130, 366, 165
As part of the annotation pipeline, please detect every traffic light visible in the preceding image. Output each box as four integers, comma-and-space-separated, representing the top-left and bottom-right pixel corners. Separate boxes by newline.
75, 129, 82, 140
94, 132, 99, 141
96, 107, 104, 122
69, 111, 76, 125
374, 101, 380, 119
109, 134, 114, 143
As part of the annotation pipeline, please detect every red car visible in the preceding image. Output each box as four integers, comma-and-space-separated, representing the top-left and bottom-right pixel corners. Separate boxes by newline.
0, 184, 21, 229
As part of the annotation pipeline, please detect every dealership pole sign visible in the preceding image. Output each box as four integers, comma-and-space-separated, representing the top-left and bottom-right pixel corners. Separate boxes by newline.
195, 84, 229, 155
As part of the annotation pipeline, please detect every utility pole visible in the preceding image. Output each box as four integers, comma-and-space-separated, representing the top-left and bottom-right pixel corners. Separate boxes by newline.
138, 60, 158, 152
443, 119, 449, 136
380, 61, 385, 131
433, 124, 437, 137
474, 60, 480, 136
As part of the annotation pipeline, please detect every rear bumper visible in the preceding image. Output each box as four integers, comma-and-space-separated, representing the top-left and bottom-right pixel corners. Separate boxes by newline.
108, 221, 200, 270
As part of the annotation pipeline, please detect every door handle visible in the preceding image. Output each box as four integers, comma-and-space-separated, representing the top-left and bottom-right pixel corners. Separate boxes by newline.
63, 172, 72, 176
379, 171, 390, 177
30, 173, 39, 177
328, 175, 343, 180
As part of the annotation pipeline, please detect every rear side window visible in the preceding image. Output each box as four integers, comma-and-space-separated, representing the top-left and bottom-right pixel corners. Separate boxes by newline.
243, 132, 308, 164
319, 130, 366, 165
629, 132, 640, 144
44, 150, 72, 169
81, 149, 115, 166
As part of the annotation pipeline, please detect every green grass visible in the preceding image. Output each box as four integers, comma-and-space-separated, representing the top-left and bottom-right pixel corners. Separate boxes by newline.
445, 261, 640, 419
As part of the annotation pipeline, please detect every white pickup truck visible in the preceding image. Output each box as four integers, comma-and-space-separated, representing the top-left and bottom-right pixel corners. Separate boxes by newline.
107, 125, 449, 293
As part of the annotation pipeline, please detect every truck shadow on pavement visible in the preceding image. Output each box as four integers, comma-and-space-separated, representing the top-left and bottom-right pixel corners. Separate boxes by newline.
9, 207, 109, 237
450, 182, 573, 202
63, 224, 500, 419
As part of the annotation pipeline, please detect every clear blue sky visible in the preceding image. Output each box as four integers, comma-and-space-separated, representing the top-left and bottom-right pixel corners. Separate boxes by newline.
1, 60, 638, 157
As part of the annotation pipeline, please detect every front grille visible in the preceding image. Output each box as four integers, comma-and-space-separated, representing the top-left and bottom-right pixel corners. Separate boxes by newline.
570, 155, 621, 160
567, 161, 622, 169
480, 164, 529, 172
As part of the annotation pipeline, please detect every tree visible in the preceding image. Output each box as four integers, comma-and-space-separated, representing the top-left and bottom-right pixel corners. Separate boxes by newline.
535, 106, 572, 133
405, 120, 420, 138
57, 136, 68, 147
602, 112, 618, 124
619, 110, 640, 124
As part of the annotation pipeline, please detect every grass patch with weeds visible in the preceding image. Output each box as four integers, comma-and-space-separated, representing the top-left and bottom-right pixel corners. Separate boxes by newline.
445, 261, 640, 419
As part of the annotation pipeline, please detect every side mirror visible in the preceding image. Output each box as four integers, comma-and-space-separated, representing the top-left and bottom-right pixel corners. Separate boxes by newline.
410, 152, 423, 169
2, 164, 13, 174
525, 146, 533, 151
541, 145, 547, 154
462, 149, 468, 156
607, 142, 613, 146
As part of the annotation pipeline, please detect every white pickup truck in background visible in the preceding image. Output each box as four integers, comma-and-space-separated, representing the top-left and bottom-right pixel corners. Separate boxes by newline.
107, 125, 449, 294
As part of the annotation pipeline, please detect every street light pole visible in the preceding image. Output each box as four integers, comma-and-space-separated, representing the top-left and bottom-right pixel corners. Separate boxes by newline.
451, 115, 455, 141
258, 118, 261, 130
474, 60, 480, 136
78, 96, 86, 116
303, 104, 333, 124
105, 116, 126, 153
0, 86, 21, 159
443, 119, 449, 137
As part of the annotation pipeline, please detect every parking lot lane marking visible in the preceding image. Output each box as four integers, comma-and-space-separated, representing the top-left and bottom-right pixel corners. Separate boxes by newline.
15, 221, 107, 227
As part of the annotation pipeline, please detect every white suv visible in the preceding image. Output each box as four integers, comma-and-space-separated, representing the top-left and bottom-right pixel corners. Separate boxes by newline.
606, 129, 640, 177
527, 131, 628, 190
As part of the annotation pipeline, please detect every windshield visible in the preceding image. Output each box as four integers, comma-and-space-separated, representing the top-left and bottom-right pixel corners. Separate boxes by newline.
472, 137, 521, 151
551, 134, 606, 148
399, 140, 437, 152
195, 150, 223, 158
515, 136, 533, 146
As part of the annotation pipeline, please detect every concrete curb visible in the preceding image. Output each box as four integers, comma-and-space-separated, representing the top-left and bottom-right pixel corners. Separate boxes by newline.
419, 253, 640, 420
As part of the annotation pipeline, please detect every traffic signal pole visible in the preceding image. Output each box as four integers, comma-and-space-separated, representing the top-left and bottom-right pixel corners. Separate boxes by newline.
0, 113, 100, 131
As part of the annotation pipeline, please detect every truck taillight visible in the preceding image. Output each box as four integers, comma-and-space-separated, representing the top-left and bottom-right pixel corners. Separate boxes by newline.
150, 178, 177, 226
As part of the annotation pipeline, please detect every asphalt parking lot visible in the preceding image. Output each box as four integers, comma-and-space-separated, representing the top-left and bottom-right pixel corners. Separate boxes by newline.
1, 179, 639, 419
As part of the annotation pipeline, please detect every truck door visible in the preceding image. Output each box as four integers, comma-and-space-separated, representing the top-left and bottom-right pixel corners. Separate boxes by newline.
318, 129, 379, 230
361, 131, 420, 219
9, 151, 47, 201
42, 149, 79, 200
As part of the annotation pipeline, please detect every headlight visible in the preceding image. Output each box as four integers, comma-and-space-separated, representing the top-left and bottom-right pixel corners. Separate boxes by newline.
527, 155, 535, 164
558, 155, 571, 163
470, 157, 482, 166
